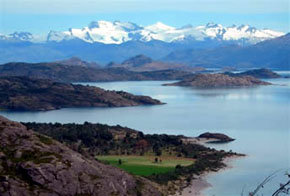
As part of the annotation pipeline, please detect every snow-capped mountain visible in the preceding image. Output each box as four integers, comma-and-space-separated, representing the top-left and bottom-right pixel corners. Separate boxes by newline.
44, 21, 285, 44
0, 32, 46, 43
0, 21, 285, 45
0, 32, 34, 42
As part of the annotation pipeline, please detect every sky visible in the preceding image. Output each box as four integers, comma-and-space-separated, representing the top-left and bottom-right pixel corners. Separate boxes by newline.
0, 0, 289, 34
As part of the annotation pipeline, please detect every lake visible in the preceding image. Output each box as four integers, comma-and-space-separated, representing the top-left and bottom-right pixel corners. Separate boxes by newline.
0, 75, 289, 195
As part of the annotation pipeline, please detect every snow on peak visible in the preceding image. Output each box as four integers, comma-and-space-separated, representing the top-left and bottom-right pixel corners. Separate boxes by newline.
205, 22, 223, 28
2, 21, 284, 45
47, 31, 73, 42
145, 22, 175, 32
10, 32, 33, 41
47, 20, 143, 44
0, 31, 34, 42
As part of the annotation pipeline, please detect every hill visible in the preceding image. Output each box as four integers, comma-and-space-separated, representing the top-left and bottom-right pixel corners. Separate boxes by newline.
53, 57, 101, 68
224, 68, 281, 78
0, 62, 195, 82
23, 121, 241, 194
0, 115, 161, 196
164, 73, 271, 88
108, 54, 203, 72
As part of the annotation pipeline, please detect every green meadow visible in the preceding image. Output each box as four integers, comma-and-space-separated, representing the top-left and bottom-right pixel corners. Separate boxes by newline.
96, 155, 194, 176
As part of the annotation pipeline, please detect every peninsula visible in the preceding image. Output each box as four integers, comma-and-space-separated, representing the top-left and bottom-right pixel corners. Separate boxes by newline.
0, 76, 162, 111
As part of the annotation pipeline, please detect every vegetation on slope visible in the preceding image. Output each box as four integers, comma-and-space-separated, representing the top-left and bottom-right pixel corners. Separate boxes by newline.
0, 116, 162, 196
24, 121, 242, 194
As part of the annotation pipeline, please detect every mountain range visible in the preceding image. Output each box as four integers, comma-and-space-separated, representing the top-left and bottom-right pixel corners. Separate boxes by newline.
164, 33, 290, 69
1, 21, 284, 45
0, 20, 288, 69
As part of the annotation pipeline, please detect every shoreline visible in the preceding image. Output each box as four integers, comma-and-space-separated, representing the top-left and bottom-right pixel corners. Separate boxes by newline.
178, 155, 243, 196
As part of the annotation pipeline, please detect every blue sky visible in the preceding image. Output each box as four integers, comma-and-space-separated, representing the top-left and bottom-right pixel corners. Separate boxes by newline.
0, 0, 289, 34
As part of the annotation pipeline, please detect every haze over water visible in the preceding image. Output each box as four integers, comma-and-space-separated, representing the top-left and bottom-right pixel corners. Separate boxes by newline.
1, 75, 289, 195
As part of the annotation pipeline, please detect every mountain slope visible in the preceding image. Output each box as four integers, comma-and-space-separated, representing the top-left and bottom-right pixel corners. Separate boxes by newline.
164, 33, 290, 69
0, 115, 162, 196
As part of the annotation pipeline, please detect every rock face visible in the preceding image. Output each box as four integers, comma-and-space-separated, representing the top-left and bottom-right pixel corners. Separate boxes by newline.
164, 73, 271, 88
225, 68, 281, 79
0, 115, 162, 196
198, 132, 235, 143
0, 76, 162, 111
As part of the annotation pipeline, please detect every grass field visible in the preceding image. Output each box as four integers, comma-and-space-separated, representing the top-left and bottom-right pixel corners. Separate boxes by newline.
96, 155, 194, 176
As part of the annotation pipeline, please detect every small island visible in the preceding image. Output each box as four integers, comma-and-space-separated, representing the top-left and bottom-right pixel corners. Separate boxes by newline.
0, 76, 162, 111
163, 73, 271, 88
198, 132, 235, 143
225, 68, 281, 79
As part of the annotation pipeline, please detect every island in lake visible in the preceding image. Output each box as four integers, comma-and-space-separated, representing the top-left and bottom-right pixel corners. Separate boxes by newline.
224, 68, 281, 79
164, 73, 271, 88
0, 76, 162, 111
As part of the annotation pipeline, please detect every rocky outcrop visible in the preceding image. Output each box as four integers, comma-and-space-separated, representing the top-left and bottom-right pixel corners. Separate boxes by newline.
225, 68, 281, 79
0, 115, 162, 196
164, 73, 271, 88
0, 76, 162, 111
198, 132, 235, 143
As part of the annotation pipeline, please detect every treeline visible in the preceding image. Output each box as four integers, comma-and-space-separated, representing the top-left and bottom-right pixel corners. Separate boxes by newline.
24, 122, 187, 156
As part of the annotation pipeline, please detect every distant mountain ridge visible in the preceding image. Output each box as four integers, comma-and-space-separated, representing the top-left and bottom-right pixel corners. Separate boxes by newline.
1, 21, 284, 45
163, 33, 290, 70
0, 21, 288, 69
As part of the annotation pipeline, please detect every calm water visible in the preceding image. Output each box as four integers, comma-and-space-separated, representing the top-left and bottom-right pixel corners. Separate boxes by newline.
1, 76, 289, 195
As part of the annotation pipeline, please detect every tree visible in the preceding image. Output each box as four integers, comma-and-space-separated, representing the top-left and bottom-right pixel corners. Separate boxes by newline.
155, 157, 158, 163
